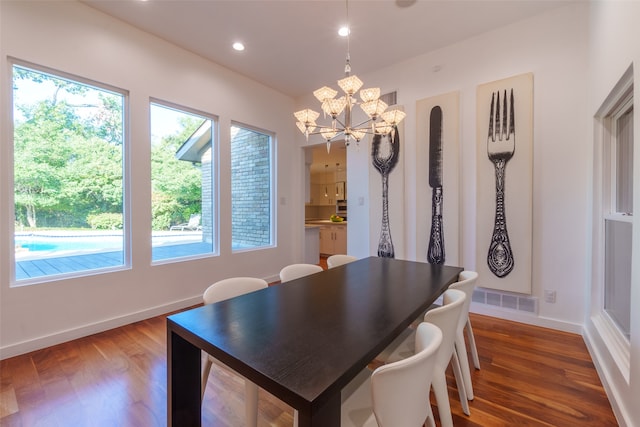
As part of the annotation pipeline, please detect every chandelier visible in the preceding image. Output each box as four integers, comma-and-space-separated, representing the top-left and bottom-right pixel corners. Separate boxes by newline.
294, 0, 406, 152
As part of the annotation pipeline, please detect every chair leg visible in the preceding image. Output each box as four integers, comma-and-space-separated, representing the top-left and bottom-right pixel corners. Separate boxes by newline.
245, 380, 259, 427
431, 371, 453, 427
466, 319, 481, 370
425, 402, 436, 427
201, 354, 213, 401
451, 350, 470, 416
293, 409, 299, 427
455, 331, 474, 400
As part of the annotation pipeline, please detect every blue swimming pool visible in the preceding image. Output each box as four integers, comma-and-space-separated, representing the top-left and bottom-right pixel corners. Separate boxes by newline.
15, 234, 123, 252
15, 232, 205, 256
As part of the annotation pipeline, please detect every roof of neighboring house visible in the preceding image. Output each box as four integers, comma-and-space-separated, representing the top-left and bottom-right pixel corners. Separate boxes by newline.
175, 120, 211, 163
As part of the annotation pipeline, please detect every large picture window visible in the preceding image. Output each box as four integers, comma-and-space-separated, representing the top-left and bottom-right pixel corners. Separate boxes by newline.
150, 102, 216, 261
12, 63, 126, 282
230, 124, 274, 251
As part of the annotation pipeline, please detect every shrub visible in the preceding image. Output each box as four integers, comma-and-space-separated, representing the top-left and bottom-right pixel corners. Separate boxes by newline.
87, 213, 123, 230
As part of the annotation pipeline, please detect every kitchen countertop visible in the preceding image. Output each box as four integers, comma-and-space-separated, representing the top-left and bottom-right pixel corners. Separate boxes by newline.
305, 220, 348, 225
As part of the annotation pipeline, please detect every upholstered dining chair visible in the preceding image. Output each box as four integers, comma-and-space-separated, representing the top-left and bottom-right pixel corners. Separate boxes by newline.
279, 263, 323, 282
381, 289, 469, 427
341, 322, 443, 427
201, 277, 269, 427
327, 254, 358, 269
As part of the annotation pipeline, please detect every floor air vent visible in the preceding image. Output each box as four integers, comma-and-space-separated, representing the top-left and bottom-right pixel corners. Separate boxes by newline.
472, 288, 538, 314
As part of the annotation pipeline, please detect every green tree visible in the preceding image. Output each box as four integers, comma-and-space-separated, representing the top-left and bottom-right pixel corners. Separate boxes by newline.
151, 117, 203, 230
13, 67, 123, 228
14, 101, 78, 227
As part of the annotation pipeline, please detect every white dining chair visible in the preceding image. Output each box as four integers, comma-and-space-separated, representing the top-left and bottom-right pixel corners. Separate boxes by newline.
449, 270, 480, 400
382, 289, 469, 427
201, 276, 269, 427
327, 254, 358, 269
341, 322, 443, 427
401, 270, 480, 401
279, 263, 323, 282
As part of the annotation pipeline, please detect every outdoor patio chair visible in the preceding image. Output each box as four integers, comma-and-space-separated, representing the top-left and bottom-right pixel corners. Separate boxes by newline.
170, 213, 201, 231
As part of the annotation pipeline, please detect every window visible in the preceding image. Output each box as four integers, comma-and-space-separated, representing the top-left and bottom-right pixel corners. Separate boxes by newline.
150, 102, 216, 261
603, 96, 633, 339
12, 63, 126, 283
230, 124, 274, 251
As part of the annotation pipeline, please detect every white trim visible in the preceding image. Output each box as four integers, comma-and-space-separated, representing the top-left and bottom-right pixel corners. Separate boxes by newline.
583, 321, 630, 427
0, 295, 202, 360
469, 302, 583, 334
592, 312, 630, 383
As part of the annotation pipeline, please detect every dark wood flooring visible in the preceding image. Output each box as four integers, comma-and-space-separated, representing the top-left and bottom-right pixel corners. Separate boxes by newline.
0, 267, 618, 426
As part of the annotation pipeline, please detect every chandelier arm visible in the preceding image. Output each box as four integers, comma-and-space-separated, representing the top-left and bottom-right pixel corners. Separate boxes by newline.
351, 117, 376, 130
305, 128, 344, 139
331, 117, 348, 129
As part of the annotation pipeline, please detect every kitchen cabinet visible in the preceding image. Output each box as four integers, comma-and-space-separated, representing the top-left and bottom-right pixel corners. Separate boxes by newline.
319, 224, 347, 255
310, 184, 336, 206
335, 181, 346, 200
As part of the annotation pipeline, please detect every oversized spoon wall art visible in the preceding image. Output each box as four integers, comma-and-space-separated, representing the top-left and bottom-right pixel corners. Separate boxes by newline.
372, 128, 400, 258
476, 73, 533, 294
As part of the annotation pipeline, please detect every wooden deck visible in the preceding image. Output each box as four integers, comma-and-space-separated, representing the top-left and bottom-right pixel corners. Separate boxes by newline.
15, 242, 213, 280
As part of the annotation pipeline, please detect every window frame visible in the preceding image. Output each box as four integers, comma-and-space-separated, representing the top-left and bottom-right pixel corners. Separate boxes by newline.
229, 121, 276, 253
10, 58, 130, 286
591, 64, 633, 382
149, 99, 219, 264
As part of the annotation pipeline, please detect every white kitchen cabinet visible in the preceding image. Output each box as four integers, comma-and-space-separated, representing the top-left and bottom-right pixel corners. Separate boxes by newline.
310, 184, 335, 206
335, 181, 346, 200
319, 224, 347, 255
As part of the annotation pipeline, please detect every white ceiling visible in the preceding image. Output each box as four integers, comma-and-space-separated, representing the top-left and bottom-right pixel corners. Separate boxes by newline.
82, 0, 575, 99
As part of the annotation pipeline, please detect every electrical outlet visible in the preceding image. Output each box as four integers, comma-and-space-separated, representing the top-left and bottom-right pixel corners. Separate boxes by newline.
544, 290, 556, 303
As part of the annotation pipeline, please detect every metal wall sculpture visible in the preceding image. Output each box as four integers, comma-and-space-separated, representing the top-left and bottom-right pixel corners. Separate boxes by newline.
372, 129, 400, 258
416, 92, 460, 267
476, 73, 533, 294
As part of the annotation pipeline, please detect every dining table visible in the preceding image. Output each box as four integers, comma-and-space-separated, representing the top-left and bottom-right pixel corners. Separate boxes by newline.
167, 256, 463, 427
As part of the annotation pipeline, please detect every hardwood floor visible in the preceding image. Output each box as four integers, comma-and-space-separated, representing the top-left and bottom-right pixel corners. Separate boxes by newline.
1, 299, 617, 426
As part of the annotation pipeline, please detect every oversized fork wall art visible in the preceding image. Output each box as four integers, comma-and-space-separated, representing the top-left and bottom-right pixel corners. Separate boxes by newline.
475, 73, 533, 294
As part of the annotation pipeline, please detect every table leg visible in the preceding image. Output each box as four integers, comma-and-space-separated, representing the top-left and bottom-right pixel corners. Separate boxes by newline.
168, 329, 202, 427
296, 392, 341, 427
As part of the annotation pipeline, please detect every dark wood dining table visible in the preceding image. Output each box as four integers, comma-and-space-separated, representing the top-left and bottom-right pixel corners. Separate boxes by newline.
167, 256, 463, 427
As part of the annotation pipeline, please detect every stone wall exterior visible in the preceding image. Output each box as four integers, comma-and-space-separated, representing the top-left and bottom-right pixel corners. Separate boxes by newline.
230, 127, 271, 248
200, 146, 213, 244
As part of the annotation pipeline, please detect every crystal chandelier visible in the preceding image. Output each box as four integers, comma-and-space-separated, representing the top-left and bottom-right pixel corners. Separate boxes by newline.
294, 0, 406, 152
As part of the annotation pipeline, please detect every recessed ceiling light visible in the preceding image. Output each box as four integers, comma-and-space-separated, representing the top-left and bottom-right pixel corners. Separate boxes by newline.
232, 42, 245, 51
338, 26, 349, 37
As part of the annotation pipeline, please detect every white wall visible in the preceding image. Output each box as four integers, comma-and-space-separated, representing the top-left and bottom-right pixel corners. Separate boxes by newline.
315, 3, 590, 331
0, 1, 303, 358
583, 2, 640, 426
3, 4, 637, 423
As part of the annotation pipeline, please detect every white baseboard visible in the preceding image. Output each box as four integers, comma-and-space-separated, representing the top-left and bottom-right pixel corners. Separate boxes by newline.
0, 295, 202, 360
469, 302, 583, 334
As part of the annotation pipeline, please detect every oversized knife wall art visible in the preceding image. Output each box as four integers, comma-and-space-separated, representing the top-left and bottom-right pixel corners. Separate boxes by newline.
476, 73, 533, 294
416, 92, 460, 267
